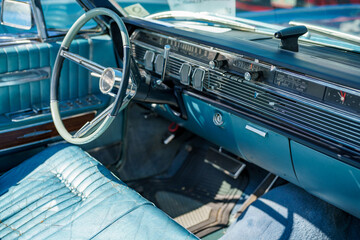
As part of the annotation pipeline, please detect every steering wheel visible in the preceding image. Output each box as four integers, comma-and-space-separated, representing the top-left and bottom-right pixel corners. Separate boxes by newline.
50, 8, 135, 145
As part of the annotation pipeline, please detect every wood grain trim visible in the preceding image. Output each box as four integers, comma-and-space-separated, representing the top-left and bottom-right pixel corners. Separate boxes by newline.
0, 112, 95, 150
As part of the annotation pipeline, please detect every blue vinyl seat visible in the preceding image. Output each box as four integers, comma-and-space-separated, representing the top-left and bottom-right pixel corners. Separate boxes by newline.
0, 144, 198, 240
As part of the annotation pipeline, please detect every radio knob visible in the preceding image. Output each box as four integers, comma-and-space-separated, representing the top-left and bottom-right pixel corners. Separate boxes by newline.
209, 60, 227, 69
244, 71, 261, 81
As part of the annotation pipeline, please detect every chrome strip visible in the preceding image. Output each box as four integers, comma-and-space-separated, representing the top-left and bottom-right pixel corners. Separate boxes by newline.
146, 11, 256, 32
0, 67, 50, 87
133, 40, 360, 122
30, 0, 47, 40
131, 30, 360, 122
0, 111, 96, 134
83, 35, 94, 94
132, 29, 360, 97
245, 125, 268, 137
290, 21, 360, 46
61, 50, 105, 74
17, 129, 52, 139
274, 68, 360, 97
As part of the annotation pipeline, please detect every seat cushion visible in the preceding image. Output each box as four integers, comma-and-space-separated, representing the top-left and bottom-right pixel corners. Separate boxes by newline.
0, 144, 198, 240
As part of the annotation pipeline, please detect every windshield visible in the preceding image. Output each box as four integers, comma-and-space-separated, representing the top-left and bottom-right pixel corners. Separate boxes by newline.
116, 0, 360, 37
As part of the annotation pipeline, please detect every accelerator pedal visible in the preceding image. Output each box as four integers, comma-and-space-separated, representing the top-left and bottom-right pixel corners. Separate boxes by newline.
205, 147, 246, 179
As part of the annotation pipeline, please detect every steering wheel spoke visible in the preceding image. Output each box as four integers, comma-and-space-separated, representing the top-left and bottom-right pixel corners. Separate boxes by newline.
73, 102, 115, 138
60, 49, 105, 75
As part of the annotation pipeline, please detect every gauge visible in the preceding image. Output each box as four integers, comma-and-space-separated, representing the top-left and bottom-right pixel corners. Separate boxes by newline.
274, 72, 294, 88
273, 72, 325, 99
232, 58, 256, 72
325, 88, 360, 112
325, 88, 347, 105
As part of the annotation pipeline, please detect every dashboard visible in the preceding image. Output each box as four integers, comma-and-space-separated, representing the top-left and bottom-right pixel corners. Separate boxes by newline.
129, 28, 360, 168
133, 30, 360, 112
114, 14, 360, 218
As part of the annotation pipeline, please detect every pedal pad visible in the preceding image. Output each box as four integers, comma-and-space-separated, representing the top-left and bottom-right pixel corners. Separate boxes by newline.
205, 147, 246, 179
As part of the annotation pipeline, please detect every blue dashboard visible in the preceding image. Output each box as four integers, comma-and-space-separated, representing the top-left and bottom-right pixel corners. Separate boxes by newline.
124, 20, 360, 218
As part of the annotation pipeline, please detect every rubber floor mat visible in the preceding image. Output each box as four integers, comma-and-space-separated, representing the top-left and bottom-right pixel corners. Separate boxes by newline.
138, 145, 249, 238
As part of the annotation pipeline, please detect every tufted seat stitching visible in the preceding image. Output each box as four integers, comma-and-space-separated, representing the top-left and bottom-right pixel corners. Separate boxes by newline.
29, 192, 134, 239
59, 165, 99, 196
7, 184, 125, 238
0, 220, 21, 236
0, 180, 59, 214
90, 201, 151, 240
2, 193, 82, 238
2, 179, 83, 229
0, 180, 66, 223
0, 145, 198, 240
0, 185, 71, 227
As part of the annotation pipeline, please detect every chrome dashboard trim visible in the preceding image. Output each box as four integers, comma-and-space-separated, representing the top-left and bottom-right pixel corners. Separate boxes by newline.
131, 29, 360, 121
132, 30, 360, 96
0, 66, 51, 87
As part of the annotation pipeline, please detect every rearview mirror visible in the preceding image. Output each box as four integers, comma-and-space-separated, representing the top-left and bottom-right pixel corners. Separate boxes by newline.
1, 0, 33, 30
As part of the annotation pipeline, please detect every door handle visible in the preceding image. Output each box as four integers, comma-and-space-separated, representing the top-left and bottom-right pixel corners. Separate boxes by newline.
245, 125, 268, 138
0, 67, 50, 87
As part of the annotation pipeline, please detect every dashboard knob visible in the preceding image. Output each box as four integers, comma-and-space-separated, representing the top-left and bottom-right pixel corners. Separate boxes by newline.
143, 50, 155, 71
179, 63, 192, 85
154, 54, 164, 75
192, 68, 206, 91
244, 71, 261, 81
209, 60, 227, 69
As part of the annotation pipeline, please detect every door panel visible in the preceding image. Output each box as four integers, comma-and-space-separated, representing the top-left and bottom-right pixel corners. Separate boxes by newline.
0, 35, 118, 152
0, 35, 116, 116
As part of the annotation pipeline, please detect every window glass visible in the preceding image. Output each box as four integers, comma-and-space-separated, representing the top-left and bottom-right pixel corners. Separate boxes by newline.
41, 0, 97, 31
0, 0, 38, 38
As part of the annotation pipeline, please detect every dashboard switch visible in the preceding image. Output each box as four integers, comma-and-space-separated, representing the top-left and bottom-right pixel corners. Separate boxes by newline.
154, 54, 164, 75
192, 68, 206, 91
244, 71, 260, 82
209, 60, 227, 69
143, 50, 155, 71
179, 63, 192, 85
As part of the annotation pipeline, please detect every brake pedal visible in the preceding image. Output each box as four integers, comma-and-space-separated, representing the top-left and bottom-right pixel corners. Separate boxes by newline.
205, 147, 246, 179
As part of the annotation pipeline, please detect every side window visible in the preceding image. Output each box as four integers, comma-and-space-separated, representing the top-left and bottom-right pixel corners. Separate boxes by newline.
40, 0, 97, 34
0, 0, 38, 37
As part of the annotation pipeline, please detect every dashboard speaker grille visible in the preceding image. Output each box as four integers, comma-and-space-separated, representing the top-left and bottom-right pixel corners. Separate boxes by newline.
206, 71, 360, 149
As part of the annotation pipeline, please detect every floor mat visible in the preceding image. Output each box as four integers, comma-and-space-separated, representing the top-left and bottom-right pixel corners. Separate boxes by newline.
221, 183, 360, 240
137, 144, 249, 238
87, 142, 122, 168
117, 103, 192, 181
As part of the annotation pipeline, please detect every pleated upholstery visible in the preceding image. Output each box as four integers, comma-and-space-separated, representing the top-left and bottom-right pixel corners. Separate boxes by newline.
0, 145, 198, 240
0, 35, 116, 115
